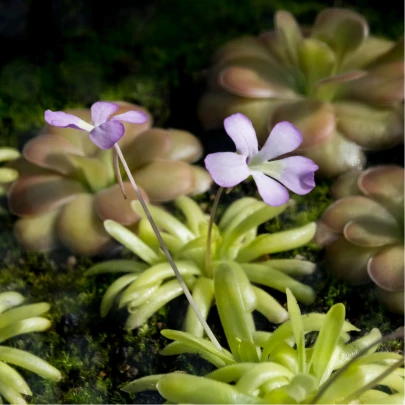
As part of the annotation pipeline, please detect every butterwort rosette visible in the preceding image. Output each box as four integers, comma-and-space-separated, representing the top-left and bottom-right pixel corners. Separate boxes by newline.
205, 113, 318, 206
8, 101, 211, 255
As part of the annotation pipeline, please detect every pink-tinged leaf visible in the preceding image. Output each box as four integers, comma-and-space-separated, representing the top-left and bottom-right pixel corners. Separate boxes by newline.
325, 237, 377, 285
375, 288, 404, 314
320, 196, 397, 233
251, 171, 289, 206
255, 156, 318, 195
220, 66, 297, 99
252, 122, 303, 163
224, 113, 258, 156
343, 219, 401, 247
330, 169, 362, 199
89, 121, 125, 150
187, 166, 213, 196
14, 209, 60, 252
111, 110, 149, 124
44, 110, 93, 132
23, 134, 82, 175
57, 194, 113, 256
368, 245, 404, 292
334, 101, 403, 150
121, 128, 172, 171
91, 101, 118, 126
298, 131, 365, 178
270, 100, 335, 150
205, 152, 250, 188
94, 182, 149, 226
163, 129, 203, 163
132, 160, 195, 202
358, 165, 404, 205
8, 175, 85, 216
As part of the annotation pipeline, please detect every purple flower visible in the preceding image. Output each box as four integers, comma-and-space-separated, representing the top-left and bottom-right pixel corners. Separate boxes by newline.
205, 113, 318, 206
45, 101, 148, 150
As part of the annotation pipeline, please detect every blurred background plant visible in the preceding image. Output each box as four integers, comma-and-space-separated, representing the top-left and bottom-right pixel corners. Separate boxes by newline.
0, 291, 61, 404
86, 196, 316, 331
123, 263, 404, 404
0, 147, 19, 196
6, 101, 211, 256
316, 165, 404, 314
198, 8, 404, 177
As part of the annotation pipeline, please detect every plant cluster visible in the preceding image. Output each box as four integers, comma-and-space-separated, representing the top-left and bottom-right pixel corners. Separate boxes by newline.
0, 291, 61, 404
317, 165, 404, 314
123, 263, 404, 404
199, 8, 404, 177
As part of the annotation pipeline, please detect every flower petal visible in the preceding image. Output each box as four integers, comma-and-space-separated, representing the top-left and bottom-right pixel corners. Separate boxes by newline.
94, 182, 149, 226
204, 152, 250, 188
57, 194, 113, 256
251, 170, 289, 206
44, 110, 93, 132
111, 110, 149, 124
251, 122, 303, 164
254, 156, 318, 195
89, 121, 125, 150
223, 113, 258, 157
8, 175, 86, 216
91, 101, 118, 126
367, 244, 404, 292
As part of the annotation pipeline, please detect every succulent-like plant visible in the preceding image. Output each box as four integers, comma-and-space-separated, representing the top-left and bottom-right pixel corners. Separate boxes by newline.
0, 147, 19, 195
85, 195, 316, 331
7, 101, 211, 255
0, 291, 62, 404
316, 165, 404, 314
198, 8, 404, 177
123, 263, 404, 404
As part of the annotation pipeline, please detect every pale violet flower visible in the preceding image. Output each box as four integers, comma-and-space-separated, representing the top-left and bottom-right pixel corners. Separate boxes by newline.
45, 101, 148, 150
205, 113, 318, 206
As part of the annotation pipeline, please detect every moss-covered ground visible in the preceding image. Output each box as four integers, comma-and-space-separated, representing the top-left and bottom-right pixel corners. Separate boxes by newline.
0, 0, 403, 403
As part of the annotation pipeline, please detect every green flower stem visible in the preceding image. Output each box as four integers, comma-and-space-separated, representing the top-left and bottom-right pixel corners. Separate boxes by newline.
0, 346, 62, 381
0, 303, 50, 329
115, 146, 219, 345
175, 196, 207, 236
0, 292, 25, 314
0, 380, 26, 405
184, 277, 214, 338
237, 222, 317, 262
84, 259, 147, 276
252, 286, 289, 324
121, 283, 160, 309
0, 360, 32, 395
205, 186, 223, 277
100, 273, 139, 317
157, 373, 267, 404
241, 263, 315, 305
0, 317, 51, 343
236, 363, 294, 395
128, 260, 201, 289
122, 374, 164, 393
125, 277, 196, 330
104, 220, 161, 265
